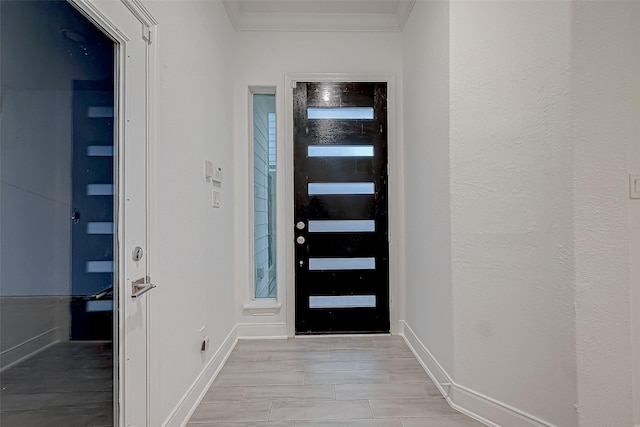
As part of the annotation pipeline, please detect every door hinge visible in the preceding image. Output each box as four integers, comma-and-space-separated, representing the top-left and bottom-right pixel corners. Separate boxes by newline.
142, 26, 154, 45
291, 80, 297, 89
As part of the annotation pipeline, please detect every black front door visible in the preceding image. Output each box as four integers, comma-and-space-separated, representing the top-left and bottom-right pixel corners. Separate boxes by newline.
294, 81, 389, 334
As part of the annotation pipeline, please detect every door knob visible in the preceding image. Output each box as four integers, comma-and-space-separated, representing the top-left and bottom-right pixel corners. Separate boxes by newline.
71, 209, 81, 224
296, 221, 306, 230
296, 236, 306, 244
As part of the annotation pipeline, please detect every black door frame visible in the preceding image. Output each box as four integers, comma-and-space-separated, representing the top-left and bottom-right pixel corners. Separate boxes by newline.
285, 74, 400, 337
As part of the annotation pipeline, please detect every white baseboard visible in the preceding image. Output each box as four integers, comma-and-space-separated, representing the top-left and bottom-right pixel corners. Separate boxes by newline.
399, 320, 555, 427
236, 322, 287, 339
0, 328, 61, 372
1, 296, 69, 371
162, 325, 238, 427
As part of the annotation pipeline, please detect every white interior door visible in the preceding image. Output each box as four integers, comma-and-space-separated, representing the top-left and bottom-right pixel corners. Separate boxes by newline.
70, 1, 155, 425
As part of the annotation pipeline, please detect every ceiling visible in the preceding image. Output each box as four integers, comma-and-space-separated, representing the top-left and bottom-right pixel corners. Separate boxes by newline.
222, 0, 416, 32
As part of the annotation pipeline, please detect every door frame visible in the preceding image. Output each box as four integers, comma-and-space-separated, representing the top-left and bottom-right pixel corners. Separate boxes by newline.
66, 0, 158, 425
284, 73, 401, 337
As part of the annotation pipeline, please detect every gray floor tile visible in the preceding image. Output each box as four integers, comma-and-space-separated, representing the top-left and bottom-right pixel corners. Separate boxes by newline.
270, 400, 372, 421
1, 407, 101, 427
187, 422, 294, 427
295, 420, 403, 427
188, 337, 485, 427
370, 398, 459, 418
335, 383, 428, 400
357, 359, 423, 372
221, 360, 282, 373
387, 370, 433, 383
235, 340, 309, 352
305, 341, 377, 351
258, 350, 332, 362
0, 342, 113, 426
216, 371, 305, 386
200, 386, 247, 402
329, 348, 413, 361
423, 381, 446, 397
225, 351, 259, 362
189, 401, 272, 423
0, 393, 55, 411
401, 415, 487, 427
244, 385, 335, 400
304, 371, 389, 385
43, 391, 113, 408
281, 360, 359, 372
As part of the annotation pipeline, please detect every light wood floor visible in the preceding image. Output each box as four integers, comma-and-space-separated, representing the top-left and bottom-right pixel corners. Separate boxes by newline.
188, 336, 486, 427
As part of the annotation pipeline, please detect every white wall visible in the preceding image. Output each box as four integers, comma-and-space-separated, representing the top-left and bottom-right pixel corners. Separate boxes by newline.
1, 90, 72, 297
402, 1, 639, 426
401, 0, 454, 377
233, 30, 403, 331
1, 0, 111, 297
629, 4, 640, 424
141, 1, 236, 424
449, 2, 577, 425
570, 2, 637, 425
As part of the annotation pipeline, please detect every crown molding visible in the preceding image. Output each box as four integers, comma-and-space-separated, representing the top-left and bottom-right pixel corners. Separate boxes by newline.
222, 0, 415, 32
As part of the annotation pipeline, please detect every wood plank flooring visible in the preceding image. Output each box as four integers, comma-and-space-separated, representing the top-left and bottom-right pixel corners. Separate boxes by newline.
0, 342, 113, 427
188, 336, 486, 427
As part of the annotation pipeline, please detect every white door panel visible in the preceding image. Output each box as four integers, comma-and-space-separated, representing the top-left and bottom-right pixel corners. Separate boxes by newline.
70, 1, 155, 425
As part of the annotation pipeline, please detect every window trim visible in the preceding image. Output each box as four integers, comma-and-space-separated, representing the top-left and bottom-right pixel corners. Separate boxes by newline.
243, 86, 281, 315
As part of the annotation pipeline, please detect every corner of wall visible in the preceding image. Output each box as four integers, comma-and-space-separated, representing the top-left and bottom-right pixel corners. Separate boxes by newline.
401, 321, 556, 427
161, 325, 238, 427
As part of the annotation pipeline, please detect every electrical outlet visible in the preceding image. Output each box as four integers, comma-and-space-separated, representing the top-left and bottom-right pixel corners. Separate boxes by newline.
200, 336, 210, 352
212, 189, 220, 208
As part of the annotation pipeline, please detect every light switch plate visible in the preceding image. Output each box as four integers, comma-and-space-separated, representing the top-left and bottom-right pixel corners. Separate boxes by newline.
630, 174, 640, 199
204, 160, 214, 181
212, 164, 223, 183
212, 189, 221, 208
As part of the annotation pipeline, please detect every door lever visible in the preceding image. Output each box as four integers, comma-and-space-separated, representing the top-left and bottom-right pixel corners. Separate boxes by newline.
131, 276, 156, 298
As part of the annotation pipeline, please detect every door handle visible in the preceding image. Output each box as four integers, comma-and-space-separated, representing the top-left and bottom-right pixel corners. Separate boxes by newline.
131, 276, 156, 298
71, 208, 81, 224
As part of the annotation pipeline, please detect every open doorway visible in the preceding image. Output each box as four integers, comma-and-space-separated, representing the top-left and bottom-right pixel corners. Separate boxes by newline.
0, 1, 116, 425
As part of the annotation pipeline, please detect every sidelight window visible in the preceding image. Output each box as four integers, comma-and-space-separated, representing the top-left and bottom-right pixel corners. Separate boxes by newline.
252, 92, 277, 298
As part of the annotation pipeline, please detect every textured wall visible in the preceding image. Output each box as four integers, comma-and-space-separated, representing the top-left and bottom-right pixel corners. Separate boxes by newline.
630, 3, 640, 422
571, 2, 636, 425
449, 2, 577, 425
402, 0, 454, 376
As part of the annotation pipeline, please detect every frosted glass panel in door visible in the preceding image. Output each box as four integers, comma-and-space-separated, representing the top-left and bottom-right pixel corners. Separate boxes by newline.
308, 220, 375, 233
308, 145, 374, 157
307, 107, 374, 120
309, 295, 377, 308
308, 182, 375, 195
